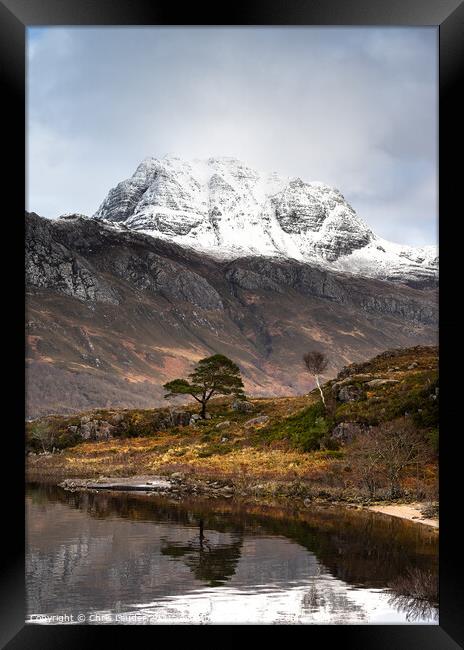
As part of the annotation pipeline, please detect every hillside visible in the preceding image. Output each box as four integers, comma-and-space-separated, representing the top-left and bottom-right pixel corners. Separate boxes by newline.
26, 212, 437, 418
27, 346, 438, 504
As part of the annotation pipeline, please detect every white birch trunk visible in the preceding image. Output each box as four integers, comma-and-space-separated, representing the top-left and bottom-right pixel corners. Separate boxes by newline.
315, 375, 326, 407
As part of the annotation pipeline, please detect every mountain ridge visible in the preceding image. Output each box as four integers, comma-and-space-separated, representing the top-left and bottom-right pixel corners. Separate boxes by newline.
92, 155, 437, 288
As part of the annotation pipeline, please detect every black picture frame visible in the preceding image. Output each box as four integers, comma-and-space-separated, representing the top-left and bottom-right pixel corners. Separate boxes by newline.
1, 0, 462, 647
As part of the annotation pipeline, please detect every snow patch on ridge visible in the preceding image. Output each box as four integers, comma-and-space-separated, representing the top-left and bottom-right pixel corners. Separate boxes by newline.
93, 156, 438, 286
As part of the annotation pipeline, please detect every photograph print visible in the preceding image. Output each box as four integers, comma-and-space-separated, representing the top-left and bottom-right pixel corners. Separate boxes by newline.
25, 26, 438, 625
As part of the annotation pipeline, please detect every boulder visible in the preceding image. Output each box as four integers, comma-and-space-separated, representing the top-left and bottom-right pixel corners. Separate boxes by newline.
332, 376, 376, 397
232, 399, 254, 413
331, 422, 363, 444
170, 410, 192, 427
338, 385, 364, 403
333, 374, 375, 391
80, 423, 92, 440
244, 415, 269, 427
352, 374, 376, 382
79, 418, 115, 441
91, 420, 115, 441
189, 412, 211, 425
365, 378, 400, 388
216, 420, 231, 429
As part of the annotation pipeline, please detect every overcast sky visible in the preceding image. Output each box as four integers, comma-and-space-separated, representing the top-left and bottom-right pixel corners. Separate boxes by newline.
27, 27, 437, 246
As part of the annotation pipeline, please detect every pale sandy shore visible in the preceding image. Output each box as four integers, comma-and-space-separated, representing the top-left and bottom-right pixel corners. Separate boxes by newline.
368, 503, 438, 529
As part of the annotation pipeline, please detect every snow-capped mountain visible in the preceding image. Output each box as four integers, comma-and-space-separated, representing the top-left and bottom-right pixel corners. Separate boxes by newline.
93, 156, 438, 287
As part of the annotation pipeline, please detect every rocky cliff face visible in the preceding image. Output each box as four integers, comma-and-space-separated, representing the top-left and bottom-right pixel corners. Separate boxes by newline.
26, 212, 437, 417
26, 213, 119, 305
26, 212, 223, 311
93, 156, 437, 288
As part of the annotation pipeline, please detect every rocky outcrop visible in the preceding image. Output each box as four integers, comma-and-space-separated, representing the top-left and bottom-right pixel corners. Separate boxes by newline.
26, 212, 223, 311
78, 417, 115, 441
225, 259, 437, 325
63, 409, 195, 444
244, 415, 269, 427
232, 399, 255, 413
170, 410, 192, 427
331, 422, 364, 444
337, 385, 365, 403
337, 346, 435, 380
26, 213, 119, 304
110, 251, 223, 310
365, 378, 400, 388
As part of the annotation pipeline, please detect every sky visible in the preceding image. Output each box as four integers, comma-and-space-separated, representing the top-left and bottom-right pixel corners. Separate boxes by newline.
27, 27, 438, 246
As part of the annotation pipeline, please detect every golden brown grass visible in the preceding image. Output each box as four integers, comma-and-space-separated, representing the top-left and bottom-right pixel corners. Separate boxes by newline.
27, 431, 335, 482
26, 395, 316, 480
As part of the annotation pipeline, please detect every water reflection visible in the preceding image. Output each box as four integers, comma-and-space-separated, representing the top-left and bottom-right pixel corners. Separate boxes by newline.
301, 572, 368, 623
161, 519, 244, 587
388, 567, 439, 622
26, 483, 438, 624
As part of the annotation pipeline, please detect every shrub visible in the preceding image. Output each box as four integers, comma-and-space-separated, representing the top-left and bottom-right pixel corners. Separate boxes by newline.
347, 417, 430, 499
56, 430, 82, 449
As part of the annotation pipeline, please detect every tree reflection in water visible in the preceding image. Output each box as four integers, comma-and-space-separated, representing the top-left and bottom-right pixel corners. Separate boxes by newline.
388, 567, 439, 622
301, 567, 367, 623
161, 518, 244, 587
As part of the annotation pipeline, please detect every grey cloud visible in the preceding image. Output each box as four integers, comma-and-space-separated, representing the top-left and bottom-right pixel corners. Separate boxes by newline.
27, 27, 437, 246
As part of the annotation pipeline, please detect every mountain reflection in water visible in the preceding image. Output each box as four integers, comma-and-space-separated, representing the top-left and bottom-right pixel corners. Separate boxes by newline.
26, 483, 438, 624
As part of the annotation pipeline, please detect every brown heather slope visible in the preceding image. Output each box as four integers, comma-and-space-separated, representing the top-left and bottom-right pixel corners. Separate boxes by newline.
26, 213, 437, 417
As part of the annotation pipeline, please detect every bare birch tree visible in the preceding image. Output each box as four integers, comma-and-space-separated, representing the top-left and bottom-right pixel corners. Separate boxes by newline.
303, 351, 328, 407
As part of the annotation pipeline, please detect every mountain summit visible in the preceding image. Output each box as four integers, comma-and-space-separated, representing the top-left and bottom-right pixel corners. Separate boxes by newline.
93, 155, 437, 287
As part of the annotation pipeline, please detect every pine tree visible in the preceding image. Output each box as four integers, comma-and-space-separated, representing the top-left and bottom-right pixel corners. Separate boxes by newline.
163, 354, 245, 418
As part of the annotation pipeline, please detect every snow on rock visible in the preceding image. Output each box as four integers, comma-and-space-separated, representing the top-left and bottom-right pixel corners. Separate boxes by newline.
92, 155, 438, 287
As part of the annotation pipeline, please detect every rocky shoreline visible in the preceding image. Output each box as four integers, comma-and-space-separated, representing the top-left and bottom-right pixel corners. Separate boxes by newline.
58, 474, 439, 529
60, 474, 237, 499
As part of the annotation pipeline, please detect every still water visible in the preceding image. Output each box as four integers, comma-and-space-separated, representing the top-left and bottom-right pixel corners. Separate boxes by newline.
26, 483, 438, 625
